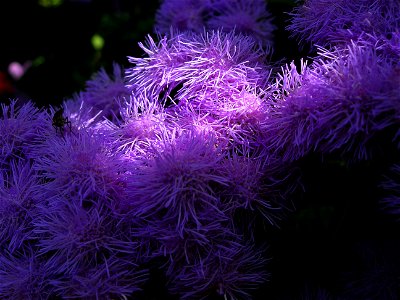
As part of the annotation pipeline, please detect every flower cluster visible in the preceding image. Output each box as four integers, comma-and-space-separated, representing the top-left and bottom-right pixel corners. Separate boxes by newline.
0, 0, 399, 299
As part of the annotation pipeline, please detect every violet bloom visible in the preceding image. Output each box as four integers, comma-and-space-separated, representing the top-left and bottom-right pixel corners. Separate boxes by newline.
0, 247, 55, 300
79, 62, 130, 121
49, 255, 147, 299
155, 0, 213, 33
287, 0, 400, 47
264, 39, 400, 161
208, 0, 276, 47
168, 235, 269, 300
0, 100, 49, 166
126, 29, 271, 105
114, 95, 172, 158
218, 147, 284, 226
155, 0, 275, 47
380, 163, 400, 220
0, 160, 43, 253
126, 130, 228, 237
33, 131, 128, 207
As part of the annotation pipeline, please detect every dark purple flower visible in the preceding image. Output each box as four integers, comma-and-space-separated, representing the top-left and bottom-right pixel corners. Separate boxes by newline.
0, 160, 43, 252
126, 130, 228, 236
168, 234, 269, 299
263, 39, 400, 161
287, 0, 400, 47
0, 247, 56, 299
155, 0, 275, 47
155, 0, 213, 33
380, 163, 400, 220
33, 131, 128, 206
49, 256, 147, 299
0, 100, 49, 166
80, 63, 130, 121
208, 0, 275, 47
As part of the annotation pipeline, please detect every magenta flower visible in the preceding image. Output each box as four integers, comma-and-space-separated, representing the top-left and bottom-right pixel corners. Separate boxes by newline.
0, 160, 43, 253
287, 0, 400, 47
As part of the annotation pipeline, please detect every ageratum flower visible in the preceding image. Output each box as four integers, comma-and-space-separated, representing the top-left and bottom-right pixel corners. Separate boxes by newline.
208, 0, 275, 47
287, 0, 400, 47
380, 163, 400, 220
263, 39, 400, 161
33, 131, 128, 207
155, 0, 275, 47
0, 160, 43, 253
168, 234, 269, 300
79, 62, 130, 122
126, 130, 228, 237
114, 95, 172, 158
0, 100, 49, 166
155, 0, 213, 33
218, 147, 285, 227
126, 29, 271, 105
49, 255, 147, 299
0, 247, 56, 300
34, 198, 142, 279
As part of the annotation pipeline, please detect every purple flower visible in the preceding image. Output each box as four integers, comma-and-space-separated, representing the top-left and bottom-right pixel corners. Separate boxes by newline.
155, 0, 275, 47
0, 160, 43, 253
79, 63, 130, 121
287, 0, 400, 47
263, 39, 400, 161
126, 29, 271, 105
168, 234, 269, 299
217, 148, 279, 222
49, 256, 147, 299
380, 163, 400, 220
155, 0, 213, 33
33, 131, 128, 206
208, 0, 275, 47
0, 247, 55, 299
126, 130, 228, 236
0, 100, 49, 166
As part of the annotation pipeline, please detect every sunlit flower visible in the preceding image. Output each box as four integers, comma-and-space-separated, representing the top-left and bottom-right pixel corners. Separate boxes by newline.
126, 29, 271, 105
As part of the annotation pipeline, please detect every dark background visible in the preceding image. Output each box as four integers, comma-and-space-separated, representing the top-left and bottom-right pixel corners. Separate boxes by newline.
1, 0, 398, 299
0, 0, 307, 107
